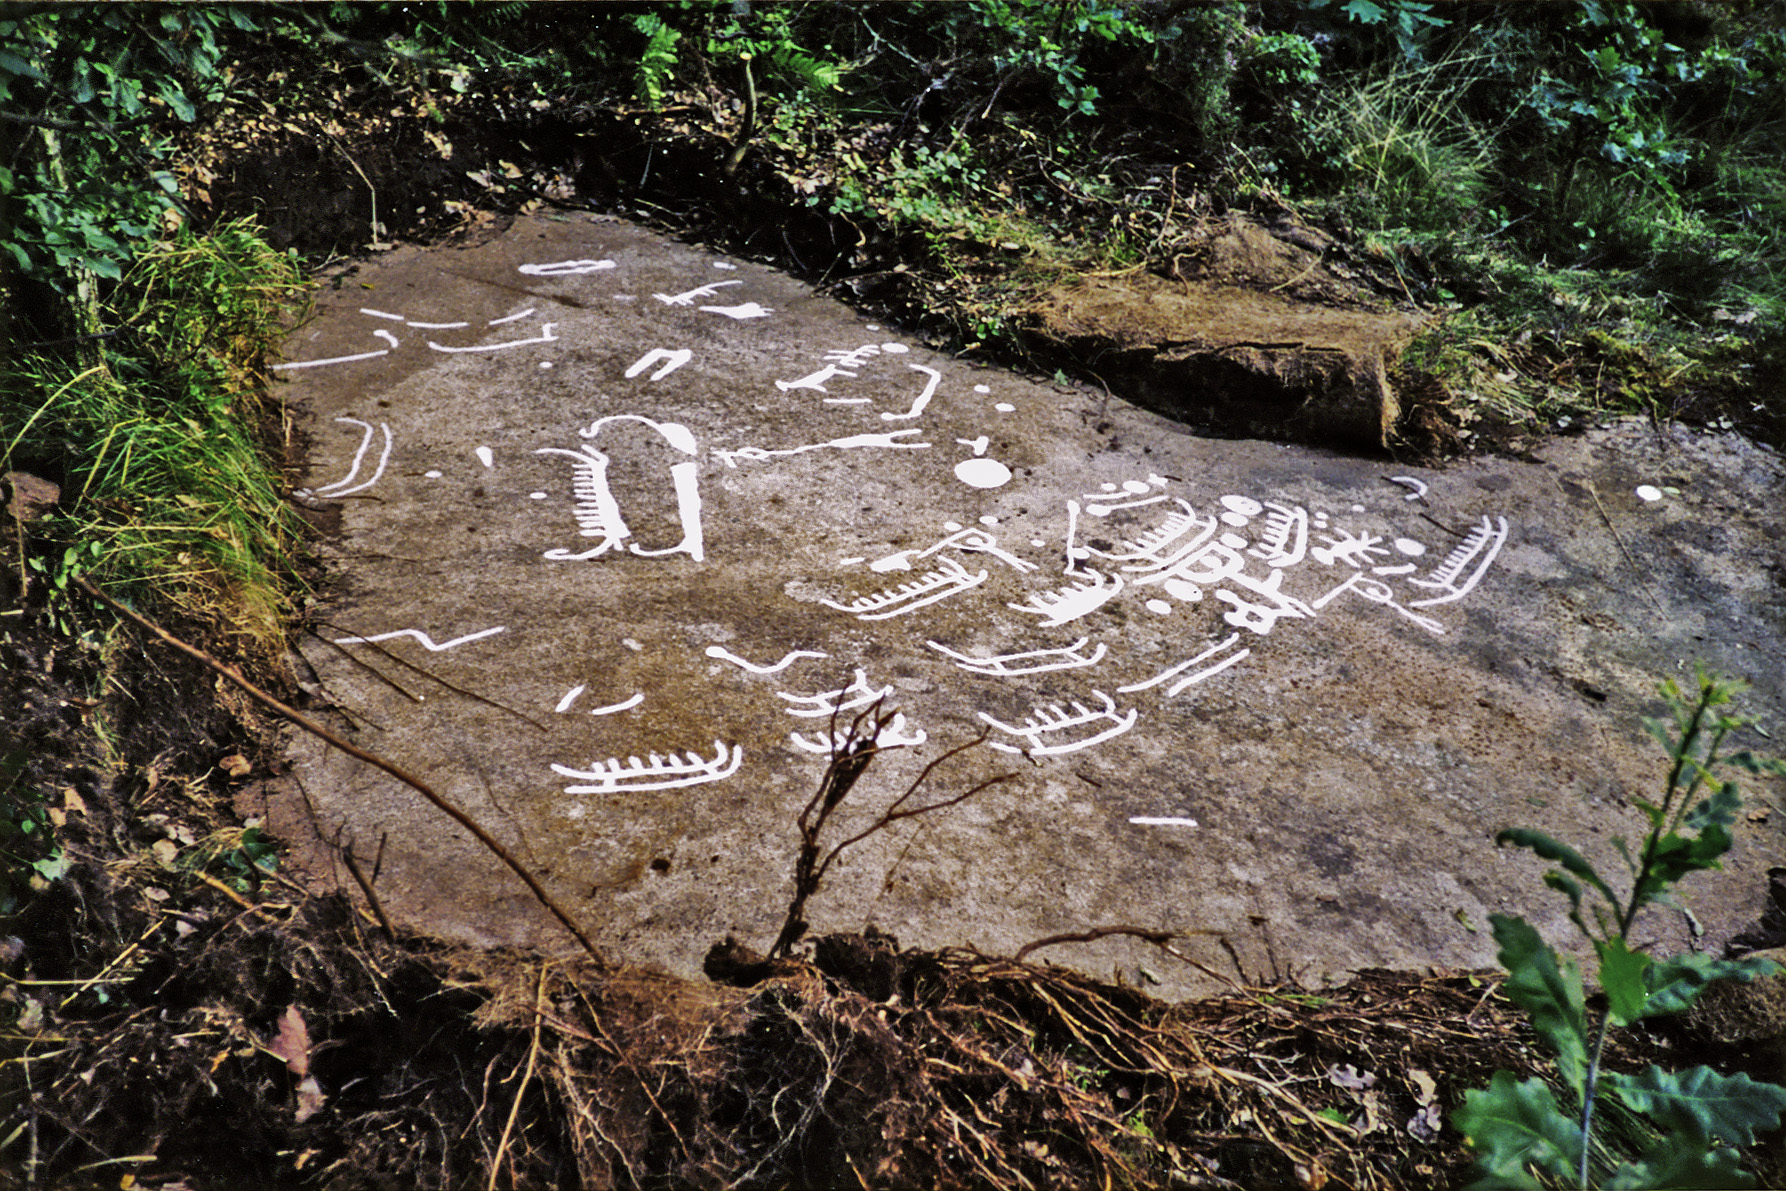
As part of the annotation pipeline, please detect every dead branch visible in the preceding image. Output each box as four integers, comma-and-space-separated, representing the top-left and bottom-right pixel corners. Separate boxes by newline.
76, 576, 607, 967
770, 698, 1015, 958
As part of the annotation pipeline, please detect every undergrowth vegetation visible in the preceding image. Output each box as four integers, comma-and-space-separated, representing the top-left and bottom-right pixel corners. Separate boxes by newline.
2, 219, 306, 664
181, 0, 1775, 448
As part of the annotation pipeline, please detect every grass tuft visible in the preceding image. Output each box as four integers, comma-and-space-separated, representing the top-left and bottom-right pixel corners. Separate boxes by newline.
1, 218, 307, 664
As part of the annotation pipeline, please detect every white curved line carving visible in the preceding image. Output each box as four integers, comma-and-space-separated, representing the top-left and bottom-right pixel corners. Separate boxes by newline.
309, 418, 392, 498
821, 556, 987, 620
331, 626, 507, 651
553, 741, 742, 793
1008, 569, 1124, 627
978, 690, 1138, 756
706, 647, 830, 674
272, 349, 390, 371
926, 637, 1107, 676
427, 324, 558, 352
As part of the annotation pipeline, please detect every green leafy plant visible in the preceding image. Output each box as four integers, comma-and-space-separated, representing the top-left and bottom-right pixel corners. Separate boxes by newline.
0, 748, 67, 914
0, 5, 256, 293
2, 218, 306, 662
1456, 669, 1786, 1189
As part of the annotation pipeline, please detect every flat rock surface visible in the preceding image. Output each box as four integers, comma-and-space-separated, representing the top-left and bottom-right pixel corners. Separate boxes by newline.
267, 213, 1784, 999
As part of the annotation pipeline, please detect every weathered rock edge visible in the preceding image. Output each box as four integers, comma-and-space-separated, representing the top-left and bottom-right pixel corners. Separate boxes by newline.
1030, 275, 1423, 450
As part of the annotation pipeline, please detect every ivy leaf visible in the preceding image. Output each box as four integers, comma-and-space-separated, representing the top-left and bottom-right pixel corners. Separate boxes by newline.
1605, 1065, 1786, 1148
1453, 1071, 1581, 1189
1490, 915, 1587, 1091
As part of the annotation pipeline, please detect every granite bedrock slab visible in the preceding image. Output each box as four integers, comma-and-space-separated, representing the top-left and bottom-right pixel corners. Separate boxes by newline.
263, 213, 1785, 1000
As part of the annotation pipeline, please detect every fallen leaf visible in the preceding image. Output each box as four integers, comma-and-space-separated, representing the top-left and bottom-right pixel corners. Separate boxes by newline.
1327, 1062, 1376, 1091
295, 1075, 327, 1124
1407, 1067, 1442, 1140
151, 839, 180, 868
219, 754, 251, 778
271, 1004, 310, 1077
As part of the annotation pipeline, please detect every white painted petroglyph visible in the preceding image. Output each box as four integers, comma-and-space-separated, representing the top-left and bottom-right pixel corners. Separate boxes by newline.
1009, 569, 1125, 627
553, 741, 743, 794
1311, 572, 1445, 635
555, 685, 587, 713
1086, 493, 1166, 515
789, 712, 927, 754
1310, 527, 1388, 569
1215, 568, 1314, 636
822, 556, 988, 620
1162, 649, 1249, 695
425, 470, 443, 479
538, 415, 704, 562
625, 348, 693, 380
588, 694, 645, 716
995, 402, 1015, 411
883, 365, 942, 421
1636, 484, 1663, 502
1118, 634, 1248, 695
1220, 495, 1263, 523
304, 417, 392, 498
927, 637, 1108, 676
714, 261, 738, 269
776, 364, 855, 394
1081, 501, 1216, 571
518, 259, 615, 275
1406, 516, 1509, 608
956, 458, 1014, 489
428, 325, 558, 352
776, 669, 894, 718
935, 526, 1037, 572
775, 343, 910, 395
699, 302, 774, 319
1129, 817, 1199, 827
272, 349, 390, 371
872, 526, 1037, 575
475, 447, 494, 468
332, 626, 507, 651
489, 308, 536, 325
1388, 475, 1429, 501
711, 430, 930, 468
405, 320, 470, 330
1248, 503, 1309, 568
1081, 476, 1169, 515
361, 308, 404, 321
373, 329, 401, 348
978, 691, 1139, 756
705, 647, 830, 674
655, 280, 741, 306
